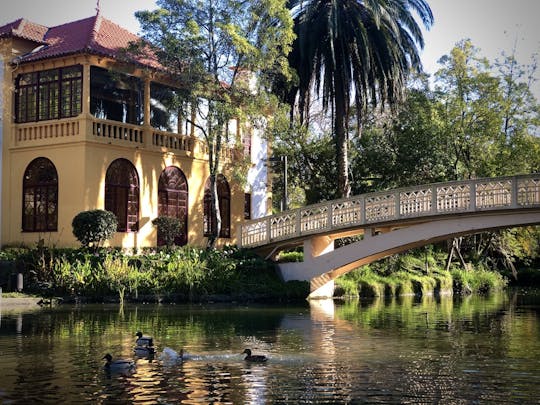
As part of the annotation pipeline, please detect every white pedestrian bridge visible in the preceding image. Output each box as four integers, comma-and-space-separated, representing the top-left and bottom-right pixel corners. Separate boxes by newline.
239, 174, 540, 298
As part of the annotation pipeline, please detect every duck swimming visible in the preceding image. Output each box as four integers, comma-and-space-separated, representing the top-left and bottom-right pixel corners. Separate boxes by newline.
133, 344, 156, 357
102, 353, 136, 373
159, 347, 184, 364
242, 349, 267, 362
135, 331, 154, 347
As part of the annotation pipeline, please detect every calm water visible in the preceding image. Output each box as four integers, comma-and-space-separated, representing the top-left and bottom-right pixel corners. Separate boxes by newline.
1, 290, 540, 404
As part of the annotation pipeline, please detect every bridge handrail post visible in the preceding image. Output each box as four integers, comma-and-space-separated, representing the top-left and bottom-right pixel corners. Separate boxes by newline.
470, 180, 477, 211
511, 176, 519, 208
327, 200, 333, 231
265, 217, 271, 244
360, 195, 366, 225
431, 184, 438, 214
395, 189, 401, 219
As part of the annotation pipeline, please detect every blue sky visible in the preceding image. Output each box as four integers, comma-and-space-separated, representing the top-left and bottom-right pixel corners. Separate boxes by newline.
2, 0, 540, 95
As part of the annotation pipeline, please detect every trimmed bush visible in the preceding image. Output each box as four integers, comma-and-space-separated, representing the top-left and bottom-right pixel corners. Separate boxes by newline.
152, 216, 184, 247
72, 210, 118, 248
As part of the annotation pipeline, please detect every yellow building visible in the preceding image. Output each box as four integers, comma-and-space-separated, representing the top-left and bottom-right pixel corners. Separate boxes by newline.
0, 13, 270, 249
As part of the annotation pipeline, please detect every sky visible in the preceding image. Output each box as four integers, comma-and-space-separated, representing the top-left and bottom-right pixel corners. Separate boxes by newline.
1, 0, 540, 95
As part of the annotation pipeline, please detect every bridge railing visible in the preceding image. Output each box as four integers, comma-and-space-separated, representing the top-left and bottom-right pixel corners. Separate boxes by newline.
239, 174, 540, 248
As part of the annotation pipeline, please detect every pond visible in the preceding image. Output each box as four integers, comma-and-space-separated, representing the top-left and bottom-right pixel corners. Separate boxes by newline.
1, 289, 540, 403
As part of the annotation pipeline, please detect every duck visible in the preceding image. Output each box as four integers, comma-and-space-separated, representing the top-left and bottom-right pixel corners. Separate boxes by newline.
102, 353, 136, 373
159, 347, 184, 364
242, 349, 267, 362
133, 344, 156, 357
135, 331, 154, 347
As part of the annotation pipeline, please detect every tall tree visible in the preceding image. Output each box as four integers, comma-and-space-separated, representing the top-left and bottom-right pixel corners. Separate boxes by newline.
351, 80, 452, 193
493, 51, 540, 175
135, 0, 294, 247
434, 40, 503, 179
281, 0, 433, 197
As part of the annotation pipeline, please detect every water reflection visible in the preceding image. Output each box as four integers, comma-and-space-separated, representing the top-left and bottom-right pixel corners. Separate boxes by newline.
0, 290, 539, 403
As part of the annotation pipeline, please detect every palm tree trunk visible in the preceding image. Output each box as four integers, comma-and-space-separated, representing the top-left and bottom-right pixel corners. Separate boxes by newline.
334, 77, 350, 198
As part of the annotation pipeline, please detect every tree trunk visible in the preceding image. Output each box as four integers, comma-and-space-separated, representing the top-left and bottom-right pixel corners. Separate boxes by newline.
209, 174, 221, 248
334, 79, 350, 198
206, 105, 224, 249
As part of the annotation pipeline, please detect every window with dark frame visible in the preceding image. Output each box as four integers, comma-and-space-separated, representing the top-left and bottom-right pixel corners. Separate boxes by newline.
150, 82, 184, 133
158, 166, 189, 246
104, 159, 140, 232
90, 66, 144, 125
203, 174, 231, 238
22, 157, 58, 232
15, 65, 82, 123
244, 193, 251, 220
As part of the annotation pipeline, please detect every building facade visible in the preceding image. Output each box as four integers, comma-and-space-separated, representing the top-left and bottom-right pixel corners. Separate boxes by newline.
0, 14, 270, 249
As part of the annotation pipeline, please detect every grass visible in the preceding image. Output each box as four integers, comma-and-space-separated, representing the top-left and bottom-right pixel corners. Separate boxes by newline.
0, 291, 40, 298
335, 257, 508, 298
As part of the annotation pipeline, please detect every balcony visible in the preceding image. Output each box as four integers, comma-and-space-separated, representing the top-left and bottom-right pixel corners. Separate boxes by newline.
12, 115, 238, 161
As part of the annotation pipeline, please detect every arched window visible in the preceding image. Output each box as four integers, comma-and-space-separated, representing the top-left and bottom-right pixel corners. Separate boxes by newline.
105, 159, 139, 232
203, 174, 231, 238
158, 166, 188, 246
22, 157, 58, 232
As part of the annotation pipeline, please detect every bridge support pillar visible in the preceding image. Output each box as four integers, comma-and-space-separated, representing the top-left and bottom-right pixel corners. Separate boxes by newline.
276, 235, 337, 299
306, 236, 335, 299
309, 279, 335, 299
305, 235, 334, 259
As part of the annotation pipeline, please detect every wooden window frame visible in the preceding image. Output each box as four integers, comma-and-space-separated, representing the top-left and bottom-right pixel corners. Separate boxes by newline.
244, 193, 251, 220
203, 174, 231, 238
104, 159, 140, 233
22, 157, 58, 232
15, 65, 82, 123
158, 166, 189, 246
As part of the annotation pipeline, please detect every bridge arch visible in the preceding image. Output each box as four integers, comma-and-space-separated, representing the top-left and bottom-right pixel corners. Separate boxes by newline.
239, 174, 540, 298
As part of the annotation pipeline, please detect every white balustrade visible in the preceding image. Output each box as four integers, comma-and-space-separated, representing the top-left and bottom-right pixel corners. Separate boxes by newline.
16, 118, 80, 144
151, 129, 193, 152
239, 174, 540, 248
92, 119, 143, 144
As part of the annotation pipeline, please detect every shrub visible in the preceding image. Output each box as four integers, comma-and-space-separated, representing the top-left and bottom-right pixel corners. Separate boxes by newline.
72, 210, 117, 248
102, 253, 137, 303
276, 251, 303, 263
152, 216, 184, 247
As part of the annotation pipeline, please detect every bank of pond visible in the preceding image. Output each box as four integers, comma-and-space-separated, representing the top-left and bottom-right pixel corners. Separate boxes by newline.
0, 245, 537, 303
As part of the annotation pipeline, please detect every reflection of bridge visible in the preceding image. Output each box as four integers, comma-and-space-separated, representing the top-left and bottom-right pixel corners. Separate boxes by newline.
239, 174, 540, 298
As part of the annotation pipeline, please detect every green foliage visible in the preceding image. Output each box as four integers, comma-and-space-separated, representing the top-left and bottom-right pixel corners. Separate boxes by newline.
335, 251, 509, 298
72, 210, 118, 248
283, 0, 433, 197
435, 40, 506, 179
270, 127, 339, 207
152, 216, 184, 248
136, 0, 295, 246
351, 85, 453, 193
451, 267, 508, 294
52, 256, 93, 295
102, 254, 136, 303
3, 244, 305, 302
276, 251, 303, 263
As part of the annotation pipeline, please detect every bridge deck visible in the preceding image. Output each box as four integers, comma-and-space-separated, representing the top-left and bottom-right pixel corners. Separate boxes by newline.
239, 174, 540, 250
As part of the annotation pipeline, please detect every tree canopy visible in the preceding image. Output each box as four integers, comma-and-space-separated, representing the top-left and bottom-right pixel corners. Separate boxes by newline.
135, 0, 294, 246
278, 0, 433, 197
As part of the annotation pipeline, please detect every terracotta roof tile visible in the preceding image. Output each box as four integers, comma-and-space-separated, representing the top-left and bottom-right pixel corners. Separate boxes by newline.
3, 15, 161, 70
0, 18, 48, 43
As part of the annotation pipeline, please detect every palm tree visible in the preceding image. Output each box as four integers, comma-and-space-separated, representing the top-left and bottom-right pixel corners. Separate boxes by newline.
285, 0, 433, 197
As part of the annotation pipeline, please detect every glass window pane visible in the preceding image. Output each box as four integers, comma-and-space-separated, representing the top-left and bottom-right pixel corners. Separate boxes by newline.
105, 159, 139, 233
22, 158, 58, 232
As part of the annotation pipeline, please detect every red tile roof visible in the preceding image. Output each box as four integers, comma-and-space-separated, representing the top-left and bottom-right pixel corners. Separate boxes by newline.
0, 14, 161, 69
0, 18, 48, 43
